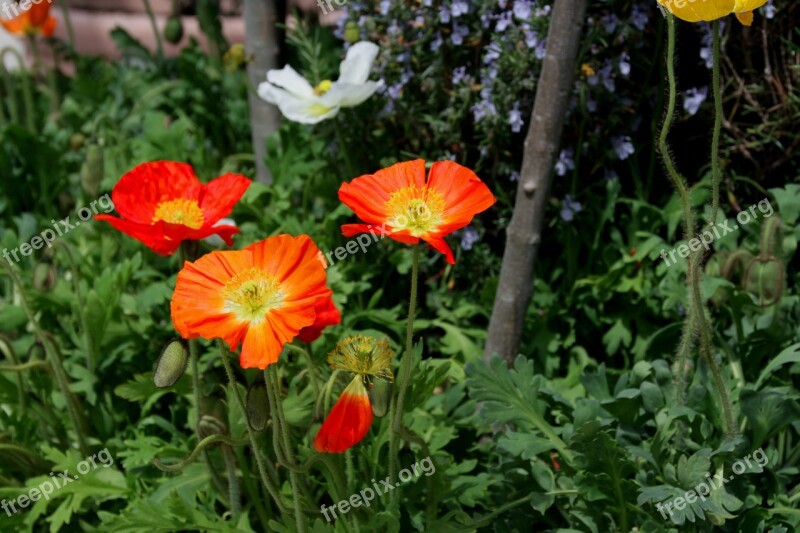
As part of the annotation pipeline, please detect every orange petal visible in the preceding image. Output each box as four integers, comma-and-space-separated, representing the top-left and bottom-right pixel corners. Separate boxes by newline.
40, 16, 56, 37
199, 173, 251, 225
28, 1, 53, 27
297, 295, 341, 343
426, 161, 496, 233
313, 377, 373, 453
735, 11, 754, 25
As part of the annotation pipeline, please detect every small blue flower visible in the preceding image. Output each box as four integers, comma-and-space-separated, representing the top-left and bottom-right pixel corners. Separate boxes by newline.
514, 0, 532, 20
601, 13, 619, 34
683, 87, 708, 116
619, 52, 631, 77
379, 0, 391, 15
765, 0, 776, 18
510, 170, 520, 182
460, 226, 480, 251
555, 148, 575, 176
612, 135, 635, 160
451, 21, 469, 45
631, 4, 649, 31
431, 32, 443, 52
560, 195, 583, 222
509, 102, 525, 133
496, 11, 513, 32
452, 66, 468, 85
451, 0, 469, 17
439, 5, 451, 24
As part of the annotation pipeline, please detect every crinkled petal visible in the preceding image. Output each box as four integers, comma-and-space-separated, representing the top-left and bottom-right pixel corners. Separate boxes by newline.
322, 81, 381, 108
657, 0, 735, 22
265, 65, 315, 97
258, 83, 339, 124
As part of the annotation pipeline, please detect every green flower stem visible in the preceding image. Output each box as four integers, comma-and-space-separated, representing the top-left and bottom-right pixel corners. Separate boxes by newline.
152, 433, 246, 472
0, 47, 27, 125
1, 261, 89, 455
222, 445, 241, 519
389, 244, 421, 508
709, 20, 723, 226
265, 366, 307, 533
52, 241, 96, 374
23, 39, 39, 131
58, 0, 76, 49
217, 341, 288, 515
660, 14, 736, 437
142, 0, 164, 60
0, 335, 30, 407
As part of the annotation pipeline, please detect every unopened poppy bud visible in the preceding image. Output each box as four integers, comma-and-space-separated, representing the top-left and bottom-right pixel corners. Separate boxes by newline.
198, 414, 228, 439
153, 338, 189, 388
344, 21, 360, 43
246, 380, 270, 432
80, 144, 104, 198
33, 262, 56, 292
720, 249, 753, 280
744, 257, 784, 306
164, 16, 184, 44
369, 378, 392, 417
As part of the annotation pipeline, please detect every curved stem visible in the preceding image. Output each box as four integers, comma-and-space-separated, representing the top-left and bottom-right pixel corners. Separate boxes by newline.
0, 360, 50, 372
0, 335, 30, 406
285, 343, 321, 399
217, 341, 288, 515
58, 0, 76, 48
142, 0, 164, 60
389, 244, 420, 508
152, 433, 245, 472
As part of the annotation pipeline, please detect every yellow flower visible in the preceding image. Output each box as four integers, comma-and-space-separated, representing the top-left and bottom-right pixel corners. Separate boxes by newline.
657, 0, 768, 26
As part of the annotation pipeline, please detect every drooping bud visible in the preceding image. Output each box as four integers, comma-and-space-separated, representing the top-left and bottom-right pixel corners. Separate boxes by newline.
759, 216, 782, 258
153, 338, 189, 388
744, 257, 784, 306
246, 380, 270, 432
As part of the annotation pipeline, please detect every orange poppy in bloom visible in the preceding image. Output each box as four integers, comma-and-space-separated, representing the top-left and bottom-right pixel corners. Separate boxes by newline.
95, 161, 250, 256
314, 336, 394, 453
338, 159, 495, 265
1, 1, 57, 37
170, 235, 334, 369
297, 295, 341, 343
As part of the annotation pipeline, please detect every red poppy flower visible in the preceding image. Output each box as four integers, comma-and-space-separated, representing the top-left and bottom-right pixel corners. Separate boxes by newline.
313, 376, 373, 453
1, 1, 56, 37
297, 295, 341, 343
338, 159, 495, 264
95, 161, 250, 256
170, 234, 333, 369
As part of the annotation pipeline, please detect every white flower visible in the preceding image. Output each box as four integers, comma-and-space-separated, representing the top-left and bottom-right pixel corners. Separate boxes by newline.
0, 27, 26, 71
258, 41, 382, 124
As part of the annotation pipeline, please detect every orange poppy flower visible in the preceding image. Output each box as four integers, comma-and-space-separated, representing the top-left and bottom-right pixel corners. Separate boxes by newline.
95, 161, 250, 256
1, 1, 57, 37
297, 295, 341, 343
313, 336, 394, 453
338, 159, 495, 265
170, 234, 334, 369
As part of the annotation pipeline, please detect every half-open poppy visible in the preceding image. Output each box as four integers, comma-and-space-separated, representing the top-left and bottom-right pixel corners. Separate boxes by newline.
657, 0, 768, 26
170, 234, 334, 369
338, 159, 495, 264
95, 161, 250, 256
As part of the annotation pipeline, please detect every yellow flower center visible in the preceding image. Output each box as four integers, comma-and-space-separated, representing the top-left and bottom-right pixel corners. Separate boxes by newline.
152, 198, 205, 229
328, 335, 394, 382
222, 268, 284, 323
386, 186, 445, 237
314, 80, 333, 95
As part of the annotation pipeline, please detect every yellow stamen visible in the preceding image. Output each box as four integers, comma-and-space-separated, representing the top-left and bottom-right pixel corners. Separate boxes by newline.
222, 267, 284, 323
328, 335, 394, 381
152, 198, 205, 229
314, 80, 333, 95
386, 186, 445, 236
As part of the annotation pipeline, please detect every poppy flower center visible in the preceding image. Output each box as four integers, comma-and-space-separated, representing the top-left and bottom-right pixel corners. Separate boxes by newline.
222, 267, 284, 323
328, 335, 395, 381
153, 199, 205, 229
314, 80, 333, 95
386, 186, 445, 236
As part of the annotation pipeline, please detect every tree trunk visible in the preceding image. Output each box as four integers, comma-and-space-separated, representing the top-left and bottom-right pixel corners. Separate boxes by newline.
484, 0, 588, 362
244, 0, 283, 184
